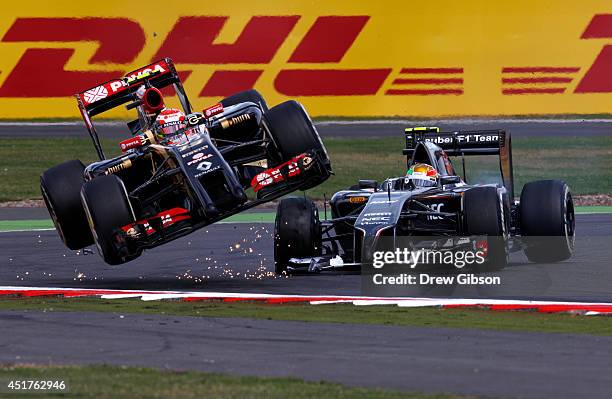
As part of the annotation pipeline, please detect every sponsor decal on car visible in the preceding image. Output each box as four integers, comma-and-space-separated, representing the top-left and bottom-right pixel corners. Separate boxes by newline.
82, 85, 108, 104
203, 103, 224, 118
194, 165, 220, 178
181, 146, 209, 158
456, 134, 499, 143
186, 153, 212, 166
220, 113, 251, 129
301, 155, 314, 170
186, 113, 206, 126
195, 160, 213, 171
121, 207, 191, 236
427, 203, 444, 220
359, 211, 392, 224
78, 60, 171, 107
104, 158, 133, 175
251, 154, 306, 192
349, 196, 367, 203
119, 134, 150, 152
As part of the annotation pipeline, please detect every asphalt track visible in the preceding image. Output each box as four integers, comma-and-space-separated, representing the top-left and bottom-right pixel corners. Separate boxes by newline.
2, 310, 611, 399
0, 119, 610, 139
1, 213, 611, 302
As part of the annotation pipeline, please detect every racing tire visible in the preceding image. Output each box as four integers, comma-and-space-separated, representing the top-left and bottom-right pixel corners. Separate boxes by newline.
81, 175, 138, 265
264, 100, 331, 188
220, 89, 268, 112
274, 197, 322, 274
40, 159, 93, 250
265, 100, 326, 162
463, 186, 508, 270
520, 180, 575, 263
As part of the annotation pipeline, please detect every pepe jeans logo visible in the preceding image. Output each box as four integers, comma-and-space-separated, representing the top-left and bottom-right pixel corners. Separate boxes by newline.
82, 85, 108, 103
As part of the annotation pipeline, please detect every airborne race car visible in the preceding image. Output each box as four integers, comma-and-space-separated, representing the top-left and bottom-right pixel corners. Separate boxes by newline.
274, 127, 575, 274
41, 58, 331, 264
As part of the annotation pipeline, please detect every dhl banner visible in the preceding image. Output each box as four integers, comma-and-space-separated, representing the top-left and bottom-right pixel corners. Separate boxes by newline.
0, 0, 610, 118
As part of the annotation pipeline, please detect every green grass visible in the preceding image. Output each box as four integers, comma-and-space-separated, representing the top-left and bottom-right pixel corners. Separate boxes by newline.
0, 138, 120, 203
0, 365, 467, 399
2, 298, 612, 336
0, 205, 609, 232
1, 136, 611, 202
0, 213, 276, 232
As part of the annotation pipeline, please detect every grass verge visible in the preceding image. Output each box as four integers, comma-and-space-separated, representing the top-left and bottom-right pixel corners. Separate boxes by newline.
0, 205, 608, 232
1, 136, 611, 202
0, 365, 467, 399
0, 213, 275, 232
1, 298, 611, 336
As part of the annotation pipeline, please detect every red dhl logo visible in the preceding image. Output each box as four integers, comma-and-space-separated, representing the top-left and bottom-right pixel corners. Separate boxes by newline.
0, 14, 610, 98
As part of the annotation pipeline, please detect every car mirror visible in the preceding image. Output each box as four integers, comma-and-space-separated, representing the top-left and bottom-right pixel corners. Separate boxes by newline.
358, 180, 379, 190
440, 175, 461, 185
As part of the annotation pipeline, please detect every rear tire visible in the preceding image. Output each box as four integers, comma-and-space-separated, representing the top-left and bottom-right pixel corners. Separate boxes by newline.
220, 89, 268, 112
463, 187, 508, 269
274, 197, 321, 274
40, 160, 93, 250
520, 180, 575, 262
81, 175, 138, 265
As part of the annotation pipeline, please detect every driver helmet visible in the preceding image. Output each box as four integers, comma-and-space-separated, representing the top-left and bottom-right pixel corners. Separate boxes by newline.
156, 108, 186, 136
406, 163, 439, 188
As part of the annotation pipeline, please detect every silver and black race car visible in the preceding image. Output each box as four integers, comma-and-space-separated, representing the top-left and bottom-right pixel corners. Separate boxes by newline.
274, 127, 575, 274
41, 58, 331, 264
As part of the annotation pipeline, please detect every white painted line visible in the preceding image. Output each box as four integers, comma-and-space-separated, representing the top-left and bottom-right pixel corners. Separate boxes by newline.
140, 294, 194, 301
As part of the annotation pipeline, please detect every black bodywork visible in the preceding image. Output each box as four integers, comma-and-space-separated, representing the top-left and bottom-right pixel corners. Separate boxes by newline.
286, 128, 521, 272
74, 59, 331, 260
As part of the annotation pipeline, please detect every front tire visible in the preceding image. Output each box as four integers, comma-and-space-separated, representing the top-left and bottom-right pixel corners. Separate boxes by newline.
264, 100, 331, 188
81, 175, 138, 265
40, 160, 93, 250
274, 197, 322, 274
520, 180, 575, 262
463, 186, 508, 270
220, 89, 268, 112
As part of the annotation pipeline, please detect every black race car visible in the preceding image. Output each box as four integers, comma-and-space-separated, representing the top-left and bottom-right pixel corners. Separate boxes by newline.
274, 127, 575, 273
41, 58, 331, 264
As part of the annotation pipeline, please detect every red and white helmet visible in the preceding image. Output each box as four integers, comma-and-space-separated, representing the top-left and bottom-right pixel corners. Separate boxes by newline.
156, 108, 186, 136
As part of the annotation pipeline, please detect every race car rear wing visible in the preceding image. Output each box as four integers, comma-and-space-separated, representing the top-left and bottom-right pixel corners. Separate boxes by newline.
75, 58, 193, 160
403, 127, 514, 199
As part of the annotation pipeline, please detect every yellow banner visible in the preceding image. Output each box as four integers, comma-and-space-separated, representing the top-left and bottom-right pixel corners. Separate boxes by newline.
0, 0, 610, 118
